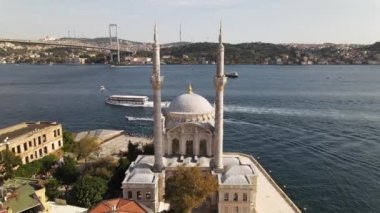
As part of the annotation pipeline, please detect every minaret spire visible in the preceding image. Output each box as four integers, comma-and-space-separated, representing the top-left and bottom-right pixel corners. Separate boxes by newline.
151, 23, 164, 172
214, 23, 227, 171
219, 21, 223, 44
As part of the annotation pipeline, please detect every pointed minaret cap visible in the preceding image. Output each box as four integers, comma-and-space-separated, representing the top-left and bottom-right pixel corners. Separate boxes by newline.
219, 21, 223, 44
187, 82, 193, 94
154, 22, 158, 43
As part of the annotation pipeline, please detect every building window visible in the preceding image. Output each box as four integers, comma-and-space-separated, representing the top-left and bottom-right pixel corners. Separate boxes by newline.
52, 143, 55, 150
25, 156, 29, 163
146, 192, 151, 199
30, 154, 34, 160
38, 137, 41, 145
199, 139, 207, 156
172, 139, 179, 155
24, 143, 28, 151
44, 146, 48, 154
137, 191, 142, 200
33, 138, 36, 147
12, 148, 15, 153
185, 140, 193, 156
54, 130, 56, 137
127, 191, 132, 199
243, 193, 247, 201
58, 140, 61, 146
224, 193, 229, 201
42, 134, 47, 142
35, 151, 38, 158
233, 193, 238, 201
17, 145, 21, 154
39, 149, 43, 157
57, 129, 61, 136
29, 141, 32, 147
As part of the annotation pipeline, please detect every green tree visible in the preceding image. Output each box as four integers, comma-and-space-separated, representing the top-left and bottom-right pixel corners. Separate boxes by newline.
53, 156, 79, 187
71, 175, 107, 208
165, 166, 218, 213
127, 141, 142, 162
1, 150, 22, 178
105, 157, 130, 198
83, 156, 117, 180
45, 178, 60, 200
143, 143, 154, 155
62, 131, 74, 152
40, 154, 58, 174
74, 136, 100, 160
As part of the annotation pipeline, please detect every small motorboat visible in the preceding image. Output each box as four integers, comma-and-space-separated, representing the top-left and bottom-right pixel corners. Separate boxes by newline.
225, 72, 239, 78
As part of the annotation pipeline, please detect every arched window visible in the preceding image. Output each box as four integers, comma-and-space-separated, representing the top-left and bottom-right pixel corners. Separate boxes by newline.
127, 191, 132, 199
185, 140, 193, 156
199, 139, 207, 156
137, 191, 141, 200
224, 193, 229, 201
146, 192, 151, 199
233, 193, 238, 201
172, 139, 179, 155
243, 193, 247, 201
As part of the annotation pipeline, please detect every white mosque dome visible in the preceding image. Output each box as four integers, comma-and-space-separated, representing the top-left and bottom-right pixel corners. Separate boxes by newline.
166, 93, 214, 114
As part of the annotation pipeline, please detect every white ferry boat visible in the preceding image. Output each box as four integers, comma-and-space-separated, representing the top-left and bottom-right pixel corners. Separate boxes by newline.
105, 95, 149, 107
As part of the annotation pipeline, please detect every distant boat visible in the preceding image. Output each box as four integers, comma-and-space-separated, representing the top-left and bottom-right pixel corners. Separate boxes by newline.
105, 95, 149, 107
225, 72, 239, 78
99, 85, 106, 92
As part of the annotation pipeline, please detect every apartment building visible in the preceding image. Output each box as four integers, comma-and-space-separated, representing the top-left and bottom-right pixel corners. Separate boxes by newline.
0, 121, 63, 164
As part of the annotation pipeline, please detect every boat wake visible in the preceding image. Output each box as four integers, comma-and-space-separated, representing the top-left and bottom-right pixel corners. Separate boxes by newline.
125, 116, 153, 121
224, 105, 380, 121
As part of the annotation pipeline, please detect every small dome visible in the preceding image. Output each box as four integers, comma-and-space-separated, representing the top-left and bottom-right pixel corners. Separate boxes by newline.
166, 93, 214, 114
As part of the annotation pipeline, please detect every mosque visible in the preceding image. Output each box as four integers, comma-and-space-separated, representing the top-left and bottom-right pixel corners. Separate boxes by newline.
121, 25, 301, 213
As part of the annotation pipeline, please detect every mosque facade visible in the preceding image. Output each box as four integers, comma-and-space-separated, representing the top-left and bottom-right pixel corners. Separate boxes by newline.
121, 25, 299, 213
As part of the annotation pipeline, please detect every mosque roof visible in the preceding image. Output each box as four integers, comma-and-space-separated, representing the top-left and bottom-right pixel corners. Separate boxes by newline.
166, 92, 214, 115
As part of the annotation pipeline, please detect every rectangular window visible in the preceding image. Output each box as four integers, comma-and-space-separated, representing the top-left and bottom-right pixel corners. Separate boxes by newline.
35, 151, 38, 159
25, 156, 29, 163
52, 143, 55, 150
224, 193, 229, 201
42, 134, 47, 142
29, 141, 32, 147
137, 191, 141, 200
58, 140, 61, 147
39, 149, 43, 157
17, 145, 21, 154
146, 192, 151, 199
30, 154, 34, 160
12, 148, 16, 153
24, 143, 28, 151
57, 129, 61, 136
53, 130, 56, 137
38, 137, 41, 145
233, 193, 238, 201
34, 138, 36, 147
44, 146, 48, 154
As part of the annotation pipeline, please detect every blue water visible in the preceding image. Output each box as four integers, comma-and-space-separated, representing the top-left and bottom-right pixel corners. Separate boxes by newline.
1, 64, 380, 212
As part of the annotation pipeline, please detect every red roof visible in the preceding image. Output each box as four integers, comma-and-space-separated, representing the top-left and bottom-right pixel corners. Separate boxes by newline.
88, 198, 149, 213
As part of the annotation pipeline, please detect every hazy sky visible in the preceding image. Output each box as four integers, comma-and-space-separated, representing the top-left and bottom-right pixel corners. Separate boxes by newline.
0, 0, 378, 44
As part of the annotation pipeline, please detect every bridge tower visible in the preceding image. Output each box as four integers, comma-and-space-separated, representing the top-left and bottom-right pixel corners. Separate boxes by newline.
109, 24, 120, 63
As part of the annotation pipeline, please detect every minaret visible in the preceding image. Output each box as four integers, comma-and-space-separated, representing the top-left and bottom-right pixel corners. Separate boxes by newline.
214, 23, 227, 171
151, 23, 164, 172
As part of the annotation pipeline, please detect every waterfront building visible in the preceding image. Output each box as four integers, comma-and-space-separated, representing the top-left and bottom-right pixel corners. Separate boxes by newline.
121, 25, 301, 213
0, 121, 63, 164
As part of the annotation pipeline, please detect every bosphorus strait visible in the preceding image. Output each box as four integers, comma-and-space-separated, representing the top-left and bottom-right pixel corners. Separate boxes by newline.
0, 64, 379, 212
